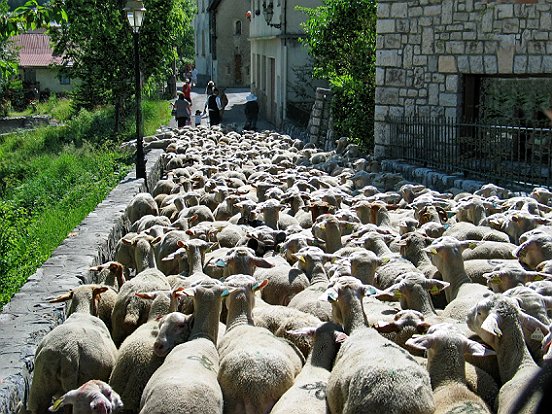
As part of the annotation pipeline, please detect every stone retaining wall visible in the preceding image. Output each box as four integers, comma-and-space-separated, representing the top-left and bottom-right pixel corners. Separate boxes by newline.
0, 149, 163, 413
0, 116, 51, 134
374, 0, 552, 158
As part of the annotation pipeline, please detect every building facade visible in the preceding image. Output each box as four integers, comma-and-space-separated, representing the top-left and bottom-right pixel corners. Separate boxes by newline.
193, 0, 251, 88
248, 0, 324, 127
374, 0, 552, 158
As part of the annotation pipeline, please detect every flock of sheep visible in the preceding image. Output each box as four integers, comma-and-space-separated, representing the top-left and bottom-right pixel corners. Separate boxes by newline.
24, 125, 552, 413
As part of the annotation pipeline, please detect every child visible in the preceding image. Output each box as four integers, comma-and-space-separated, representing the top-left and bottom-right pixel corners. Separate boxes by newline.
194, 110, 203, 127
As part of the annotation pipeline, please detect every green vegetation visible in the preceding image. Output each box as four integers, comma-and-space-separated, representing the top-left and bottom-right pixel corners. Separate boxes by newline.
300, 0, 377, 150
0, 99, 170, 308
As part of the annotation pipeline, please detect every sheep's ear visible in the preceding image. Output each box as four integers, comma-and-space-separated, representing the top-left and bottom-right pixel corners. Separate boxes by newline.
177, 239, 186, 248
93, 286, 109, 298
135, 291, 159, 300
335, 332, 348, 343
207, 242, 218, 252
121, 237, 133, 245
89, 265, 102, 272
528, 272, 552, 282
405, 335, 433, 351
425, 280, 450, 295
253, 279, 269, 291
463, 338, 496, 357
296, 255, 305, 263
253, 257, 275, 268
375, 289, 399, 302
319, 288, 338, 302
481, 313, 503, 338
374, 320, 399, 334
286, 326, 317, 338
48, 291, 74, 303
151, 236, 163, 245
460, 240, 479, 250
182, 288, 196, 297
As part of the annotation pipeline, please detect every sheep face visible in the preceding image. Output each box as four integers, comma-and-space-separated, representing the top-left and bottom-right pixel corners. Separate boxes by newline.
153, 312, 193, 357
48, 380, 123, 414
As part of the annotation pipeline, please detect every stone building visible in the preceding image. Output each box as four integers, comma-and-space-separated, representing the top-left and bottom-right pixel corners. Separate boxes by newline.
374, 0, 551, 158
193, 0, 251, 88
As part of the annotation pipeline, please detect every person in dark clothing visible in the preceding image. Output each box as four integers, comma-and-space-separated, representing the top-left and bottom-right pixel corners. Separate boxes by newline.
244, 93, 259, 130
173, 91, 191, 127
204, 87, 222, 126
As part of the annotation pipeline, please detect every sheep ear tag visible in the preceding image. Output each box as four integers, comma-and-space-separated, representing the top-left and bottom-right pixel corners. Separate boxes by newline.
215, 259, 226, 268
531, 328, 545, 342
363, 285, 378, 296
49, 396, 65, 412
319, 289, 338, 302
430, 286, 440, 295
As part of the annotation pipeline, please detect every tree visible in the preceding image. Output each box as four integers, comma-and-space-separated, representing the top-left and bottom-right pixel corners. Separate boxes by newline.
300, 0, 377, 149
49, 0, 196, 128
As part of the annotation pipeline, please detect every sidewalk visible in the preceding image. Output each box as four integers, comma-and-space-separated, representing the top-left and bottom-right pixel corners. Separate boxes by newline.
168, 85, 274, 131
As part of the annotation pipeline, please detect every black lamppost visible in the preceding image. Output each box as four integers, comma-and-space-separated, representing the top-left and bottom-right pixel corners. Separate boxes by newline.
124, 0, 147, 180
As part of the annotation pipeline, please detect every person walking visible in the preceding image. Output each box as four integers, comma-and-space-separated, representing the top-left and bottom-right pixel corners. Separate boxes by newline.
191, 66, 198, 87
244, 93, 259, 130
182, 79, 192, 103
173, 91, 191, 128
204, 87, 223, 126
205, 80, 215, 96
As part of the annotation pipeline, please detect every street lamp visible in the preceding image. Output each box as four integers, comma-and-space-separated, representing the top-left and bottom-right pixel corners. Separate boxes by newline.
124, 0, 147, 180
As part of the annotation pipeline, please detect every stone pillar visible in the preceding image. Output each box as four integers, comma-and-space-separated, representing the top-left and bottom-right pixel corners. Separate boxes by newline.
308, 87, 333, 148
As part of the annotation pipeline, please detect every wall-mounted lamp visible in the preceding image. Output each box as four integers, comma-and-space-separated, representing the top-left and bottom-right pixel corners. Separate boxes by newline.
263, 1, 281, 29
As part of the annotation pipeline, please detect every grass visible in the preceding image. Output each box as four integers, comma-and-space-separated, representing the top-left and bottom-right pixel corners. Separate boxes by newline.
0, 99, 170, 308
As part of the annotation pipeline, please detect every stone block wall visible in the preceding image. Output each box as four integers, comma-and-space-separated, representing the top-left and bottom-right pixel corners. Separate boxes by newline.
374, 0, 552, 158
0, 150, 163, 413
308, 87, 334, 150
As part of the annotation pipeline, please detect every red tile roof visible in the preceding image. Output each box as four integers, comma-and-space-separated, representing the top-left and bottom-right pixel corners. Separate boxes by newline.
12, 30, 63, 68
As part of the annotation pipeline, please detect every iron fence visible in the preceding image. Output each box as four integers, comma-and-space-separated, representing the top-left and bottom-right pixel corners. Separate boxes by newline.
386, 115, 552, 190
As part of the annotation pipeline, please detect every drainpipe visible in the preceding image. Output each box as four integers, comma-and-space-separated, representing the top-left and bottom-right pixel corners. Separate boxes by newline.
281, 0, 287, 125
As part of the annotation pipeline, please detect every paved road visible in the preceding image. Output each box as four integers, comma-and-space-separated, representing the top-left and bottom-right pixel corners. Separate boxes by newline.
168, 85, 273, 131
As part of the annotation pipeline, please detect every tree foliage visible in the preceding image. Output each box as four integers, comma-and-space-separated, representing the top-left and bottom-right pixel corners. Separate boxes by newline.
49, 0, 196, 115
300, 0, 377, 149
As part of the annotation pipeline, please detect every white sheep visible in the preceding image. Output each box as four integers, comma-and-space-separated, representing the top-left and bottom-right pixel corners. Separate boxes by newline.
48, 380, 123, 414
270, 322, 347, 414
108, 288, 189, 413
217, 274, 303, 413
111, 268, 171, 346
405, 323, 494, 414
125, 192, 159, 226
48, 284, 117, 334
139, 278, 226, 414
287, 246, 334, 321
467, 294, 544, 414
320, 276, 435, 414
27, 313, 118, 414
424, 236, 492, 321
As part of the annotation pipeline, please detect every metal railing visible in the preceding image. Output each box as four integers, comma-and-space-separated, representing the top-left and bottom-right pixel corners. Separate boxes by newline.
386, 115, 552, 190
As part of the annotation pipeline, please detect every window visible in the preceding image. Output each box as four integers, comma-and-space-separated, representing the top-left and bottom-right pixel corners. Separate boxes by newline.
235, 20, 242, 36
59, 73, 70, 85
